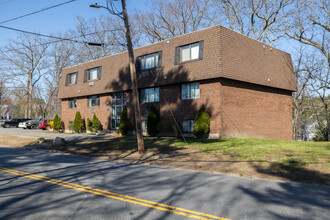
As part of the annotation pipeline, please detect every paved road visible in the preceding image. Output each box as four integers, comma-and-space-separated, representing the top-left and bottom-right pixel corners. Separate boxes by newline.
0, 147, 329, 220
0, 127, 108, 141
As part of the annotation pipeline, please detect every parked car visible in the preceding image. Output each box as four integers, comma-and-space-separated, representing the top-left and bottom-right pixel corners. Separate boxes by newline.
18, 121, 28, 129
2, 118, 31, 128
39, 119, 52, 130
27, 118, 44, 129
0, 119, 6, 127
19, 118, 43, 129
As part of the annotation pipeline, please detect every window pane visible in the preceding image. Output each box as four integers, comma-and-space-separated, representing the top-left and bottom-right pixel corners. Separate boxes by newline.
155, 87, 159, 102
182, 84, 188, 100
145, 54, 155, 69
89, 68, 98, 80
191, 43, 199, 60
181, 45, 190, 62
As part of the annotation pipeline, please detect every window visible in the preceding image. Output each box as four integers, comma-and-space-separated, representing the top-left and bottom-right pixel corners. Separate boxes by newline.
141, 120, 146, 131
68, 73, 77, 85
140, 87, 159, 103
182, 120, 194, 132
88, 68, 98, 80
88, 95, 100, 107
69, 98, 77, 108
181, 43, 199, 62
140, 52, 160, 70
181, 82, 200, 100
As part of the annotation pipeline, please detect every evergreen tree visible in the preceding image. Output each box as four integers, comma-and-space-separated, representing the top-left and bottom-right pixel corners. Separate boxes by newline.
72, 111, 84, 133
86, 118, 93, 132
119, 106, 130, 135
193, 105, 210, 138
92, 114, 101, 132
147, 105, 161, 136
53, 114, 62, 132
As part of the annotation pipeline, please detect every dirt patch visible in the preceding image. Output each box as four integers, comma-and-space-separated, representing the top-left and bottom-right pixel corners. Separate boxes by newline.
0, 135, 39, 147
41, 136, 330, 185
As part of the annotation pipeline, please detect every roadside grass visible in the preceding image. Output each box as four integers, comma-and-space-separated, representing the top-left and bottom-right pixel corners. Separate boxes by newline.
175, 138, 330, 168
39, 136, 330, 184
0, 135, 39, 147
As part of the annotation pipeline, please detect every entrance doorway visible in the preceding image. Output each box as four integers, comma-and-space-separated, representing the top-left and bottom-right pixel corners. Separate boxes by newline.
111, 92, 126, 129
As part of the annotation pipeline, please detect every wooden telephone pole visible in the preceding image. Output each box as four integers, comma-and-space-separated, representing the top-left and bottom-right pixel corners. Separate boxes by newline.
120, 0, 145, 154
90, 0, 145, 153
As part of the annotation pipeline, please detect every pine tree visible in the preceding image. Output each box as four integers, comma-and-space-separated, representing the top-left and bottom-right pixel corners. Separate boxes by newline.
119, 106, 130, 135
147, 105, 161, 136
193, 105, 210, 138
86, 118, 93, 132
92, 114, 101, 132
72, 111, 84, 133
53, 114, 62, 132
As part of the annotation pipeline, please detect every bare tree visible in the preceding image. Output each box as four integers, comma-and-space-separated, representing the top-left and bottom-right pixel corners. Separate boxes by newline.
72, 15, 141, 63
0, 34, 48, 118
287, 0, 329, 65
215, 0, 294, 45
292, 47, 312, 140
45, 33, 76, 119
136, 0, 217, 43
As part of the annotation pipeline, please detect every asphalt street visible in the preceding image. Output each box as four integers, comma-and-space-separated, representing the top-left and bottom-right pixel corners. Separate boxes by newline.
0, 146, 329, 220
0, 127, 107, 141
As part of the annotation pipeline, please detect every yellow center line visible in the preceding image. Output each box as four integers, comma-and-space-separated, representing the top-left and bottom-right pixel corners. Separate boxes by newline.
0, 167, 230, 220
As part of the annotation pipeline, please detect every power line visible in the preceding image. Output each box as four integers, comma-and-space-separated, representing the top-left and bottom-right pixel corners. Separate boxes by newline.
0, 24, 122, 46
0, 0, 78, 24
0, 28, 124, 53
0, 0, 14, 6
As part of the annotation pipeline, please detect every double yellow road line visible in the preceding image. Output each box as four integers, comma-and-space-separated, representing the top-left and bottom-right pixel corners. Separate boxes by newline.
0, 167, 230, 220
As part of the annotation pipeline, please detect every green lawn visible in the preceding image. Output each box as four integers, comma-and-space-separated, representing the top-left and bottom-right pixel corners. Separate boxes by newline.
171, 137, 330, 168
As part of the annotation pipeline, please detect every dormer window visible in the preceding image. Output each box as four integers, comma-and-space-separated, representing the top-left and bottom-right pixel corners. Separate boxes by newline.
65, 72, 78, 86
84, 66, 102, 82
136, 51, 162, 75
141, 52, 160, 70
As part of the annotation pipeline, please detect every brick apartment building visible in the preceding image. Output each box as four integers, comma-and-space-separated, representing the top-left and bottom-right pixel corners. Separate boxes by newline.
58, 25, 297, 140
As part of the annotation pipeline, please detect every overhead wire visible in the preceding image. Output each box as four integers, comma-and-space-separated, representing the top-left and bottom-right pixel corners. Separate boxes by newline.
0, 0, 78, 24
0, 28, 124, 53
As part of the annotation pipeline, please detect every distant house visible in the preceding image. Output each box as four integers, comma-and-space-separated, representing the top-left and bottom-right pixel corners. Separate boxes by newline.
58, 25, 297, 140
0, 105, 13, 120
296, 118, 318, 141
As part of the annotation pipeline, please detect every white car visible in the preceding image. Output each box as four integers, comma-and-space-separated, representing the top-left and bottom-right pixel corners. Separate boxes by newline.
18, 121, 28, 129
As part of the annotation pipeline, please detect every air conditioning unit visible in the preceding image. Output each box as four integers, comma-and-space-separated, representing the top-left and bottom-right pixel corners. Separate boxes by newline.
89, 81, 94, 86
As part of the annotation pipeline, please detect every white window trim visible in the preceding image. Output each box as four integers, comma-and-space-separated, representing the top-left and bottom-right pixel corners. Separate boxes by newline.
140, 52, 159, 70
180, 43, 200, 62
181, 82, 200, 100
88, 68, 98, 81
140, 87, 159, 103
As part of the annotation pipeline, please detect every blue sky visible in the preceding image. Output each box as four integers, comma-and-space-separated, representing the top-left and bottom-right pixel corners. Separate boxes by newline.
0, 0, 148, 47
0, 0, 300, 55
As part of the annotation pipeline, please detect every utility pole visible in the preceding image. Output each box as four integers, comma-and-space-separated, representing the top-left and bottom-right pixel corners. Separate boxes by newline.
90, 0, 145, 153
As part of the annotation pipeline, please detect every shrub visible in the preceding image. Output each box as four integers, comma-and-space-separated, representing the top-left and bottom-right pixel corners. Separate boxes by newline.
147, 105, 161, 136
193, 105, 210, 138
92, 114, 101, 132
313, 123, 329, 141
86, 118, 93, 132
119, 106, 130, 135
53, 114, 62, 132
72, 111, 84, 133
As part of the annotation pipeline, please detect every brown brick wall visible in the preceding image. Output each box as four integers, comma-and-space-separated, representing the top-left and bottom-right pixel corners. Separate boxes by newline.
62, 78, 292, 140
219, 78, 293, 140
58, 25, 296, 100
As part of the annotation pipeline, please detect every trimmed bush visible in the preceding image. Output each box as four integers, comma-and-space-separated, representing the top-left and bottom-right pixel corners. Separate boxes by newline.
53, 114, 62, 132
72, 111, 84, 133
92, 114, 101, 132
86, 118, 93, 132
193, 105, 210, 138
119, 106, 130, 135
147, 105, 161, 136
